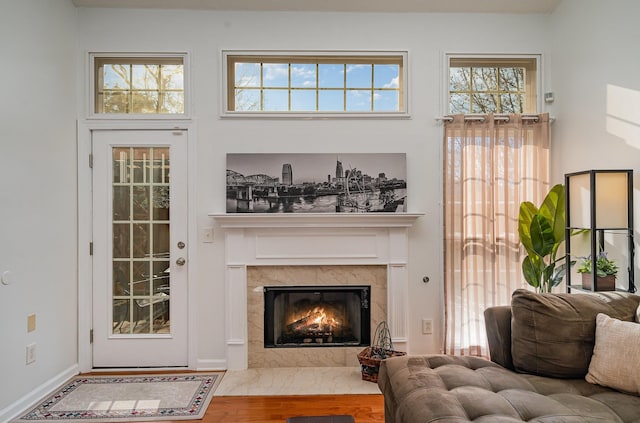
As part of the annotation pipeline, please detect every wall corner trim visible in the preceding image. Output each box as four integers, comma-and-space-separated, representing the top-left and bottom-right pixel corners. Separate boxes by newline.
0, 364, 79, 422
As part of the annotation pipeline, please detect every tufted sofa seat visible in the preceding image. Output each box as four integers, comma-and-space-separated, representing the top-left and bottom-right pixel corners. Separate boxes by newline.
378, 354, 640, 422
378, 290, 640, 423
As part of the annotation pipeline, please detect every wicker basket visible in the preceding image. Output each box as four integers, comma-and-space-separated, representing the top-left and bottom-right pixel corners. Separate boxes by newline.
357, 321, 407, 383
357, 347, 406, 382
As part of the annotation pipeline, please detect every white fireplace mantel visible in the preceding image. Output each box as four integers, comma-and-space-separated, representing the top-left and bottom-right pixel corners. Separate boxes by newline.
211, 212, 423, 228
211, 212, 423, 370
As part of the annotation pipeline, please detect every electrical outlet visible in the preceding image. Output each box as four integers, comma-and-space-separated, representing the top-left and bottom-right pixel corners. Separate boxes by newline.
27, 313, 36, 332
422, 319, 433, 335
26, 343, 36, 364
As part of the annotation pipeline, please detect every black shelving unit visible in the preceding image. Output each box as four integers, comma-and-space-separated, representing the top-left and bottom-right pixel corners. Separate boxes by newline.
565, 169, 635, 293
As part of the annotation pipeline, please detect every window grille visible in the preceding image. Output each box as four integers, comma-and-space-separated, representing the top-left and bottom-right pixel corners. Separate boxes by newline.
93, 55, 186, 116
225, 52, 407, 115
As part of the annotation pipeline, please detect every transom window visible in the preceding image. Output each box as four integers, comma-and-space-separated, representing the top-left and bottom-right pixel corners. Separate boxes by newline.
93, 55, 186, 115
448, 57, 538, 114
225, 52, 406, 114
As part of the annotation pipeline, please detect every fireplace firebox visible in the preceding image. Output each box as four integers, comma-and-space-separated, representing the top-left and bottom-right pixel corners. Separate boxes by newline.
264, 286, 371, 348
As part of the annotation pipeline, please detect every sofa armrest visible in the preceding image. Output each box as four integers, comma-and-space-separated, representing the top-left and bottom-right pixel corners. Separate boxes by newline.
484, 305, 513, 370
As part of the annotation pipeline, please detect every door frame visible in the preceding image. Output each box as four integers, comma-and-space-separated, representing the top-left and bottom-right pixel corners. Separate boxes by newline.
77, 121, 198, 372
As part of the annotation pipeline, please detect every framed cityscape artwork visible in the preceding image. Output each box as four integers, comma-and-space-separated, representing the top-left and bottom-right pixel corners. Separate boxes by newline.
226, 153, 407, 213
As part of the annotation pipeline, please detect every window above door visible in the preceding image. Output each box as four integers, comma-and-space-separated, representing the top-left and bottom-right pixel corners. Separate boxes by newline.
90, 53, 189, 119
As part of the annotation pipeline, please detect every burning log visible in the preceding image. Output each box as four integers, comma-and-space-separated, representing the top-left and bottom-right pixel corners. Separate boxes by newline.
286, 310, 324, 334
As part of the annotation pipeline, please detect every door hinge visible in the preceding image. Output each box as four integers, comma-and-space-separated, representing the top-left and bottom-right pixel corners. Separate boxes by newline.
90, 329, 94, 344
89, 154, 93, 168
89, 242, 93, 256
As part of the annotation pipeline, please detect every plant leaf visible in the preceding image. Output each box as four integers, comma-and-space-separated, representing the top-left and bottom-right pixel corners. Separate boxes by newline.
530, 214, 555, 258
518, 201, 538, 256
539, 184, 565, 245
522, 256, 542, 288
549, 260, 575, 288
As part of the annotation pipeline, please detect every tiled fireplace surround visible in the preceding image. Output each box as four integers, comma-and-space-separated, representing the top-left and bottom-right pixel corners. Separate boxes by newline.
213, 213, 421, 370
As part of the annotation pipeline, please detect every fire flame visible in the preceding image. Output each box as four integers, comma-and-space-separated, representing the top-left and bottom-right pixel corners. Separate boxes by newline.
288, 306, 341, 334
310, 307, 340, 328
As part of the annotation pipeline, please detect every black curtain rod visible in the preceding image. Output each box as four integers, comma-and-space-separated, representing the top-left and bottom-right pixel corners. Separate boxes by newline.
435, 114, 545, 122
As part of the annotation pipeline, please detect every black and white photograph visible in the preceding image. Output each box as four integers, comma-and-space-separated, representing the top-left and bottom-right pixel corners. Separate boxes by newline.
226, 153, 407, 213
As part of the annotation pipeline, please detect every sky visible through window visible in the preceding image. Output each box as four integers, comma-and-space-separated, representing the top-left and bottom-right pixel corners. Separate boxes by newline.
233, 61, 401, 112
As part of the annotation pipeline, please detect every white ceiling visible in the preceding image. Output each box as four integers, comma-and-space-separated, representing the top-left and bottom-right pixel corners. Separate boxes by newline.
71, 0, 561, 14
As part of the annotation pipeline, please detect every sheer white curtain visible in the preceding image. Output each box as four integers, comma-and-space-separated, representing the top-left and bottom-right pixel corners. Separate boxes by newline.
443, 113, 550, 356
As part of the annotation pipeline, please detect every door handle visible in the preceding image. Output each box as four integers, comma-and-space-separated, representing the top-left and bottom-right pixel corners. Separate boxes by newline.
176, 257, 186, 266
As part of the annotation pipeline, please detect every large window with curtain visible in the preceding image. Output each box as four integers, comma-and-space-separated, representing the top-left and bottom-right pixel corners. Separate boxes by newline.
442, 113, 550, 356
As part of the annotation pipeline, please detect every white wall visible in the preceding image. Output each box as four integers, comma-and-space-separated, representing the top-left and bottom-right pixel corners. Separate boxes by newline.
549, 0, 640, 177
0, 0, 78, 417
76, 8, 550, 366
548, 0, 640, 283
6, 0, 639, 415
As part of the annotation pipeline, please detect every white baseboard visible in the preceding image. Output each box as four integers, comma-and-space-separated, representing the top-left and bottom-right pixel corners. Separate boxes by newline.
196, 358, 227, 371
0, 364, 78, 423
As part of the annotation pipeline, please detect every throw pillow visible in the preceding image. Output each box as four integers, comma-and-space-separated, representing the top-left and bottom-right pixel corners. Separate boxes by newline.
510, 289, 640, 378
585, 313, 640, 394
636, 303, 640, 323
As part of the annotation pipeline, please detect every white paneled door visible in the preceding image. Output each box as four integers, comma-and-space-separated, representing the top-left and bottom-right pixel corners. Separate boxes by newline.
92, 130, 188, 367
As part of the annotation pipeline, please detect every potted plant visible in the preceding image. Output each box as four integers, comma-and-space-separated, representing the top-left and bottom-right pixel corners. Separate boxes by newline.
576, 252, 618, 291
518, 184, 573, 293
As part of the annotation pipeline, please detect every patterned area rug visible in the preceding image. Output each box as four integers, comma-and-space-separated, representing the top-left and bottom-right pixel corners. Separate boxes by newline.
13, 373, 222, 422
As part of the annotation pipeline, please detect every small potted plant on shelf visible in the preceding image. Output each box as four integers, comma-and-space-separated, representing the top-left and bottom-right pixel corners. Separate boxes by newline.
576, 252, 618, 291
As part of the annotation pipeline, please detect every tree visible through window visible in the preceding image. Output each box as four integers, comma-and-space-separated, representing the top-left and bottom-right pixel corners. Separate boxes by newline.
226, 53, 405, 113
448, 57, 537, 114
94, 56, 185, 115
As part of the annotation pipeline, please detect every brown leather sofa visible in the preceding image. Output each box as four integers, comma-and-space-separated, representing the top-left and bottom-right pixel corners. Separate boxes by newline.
378, 289, 640, 423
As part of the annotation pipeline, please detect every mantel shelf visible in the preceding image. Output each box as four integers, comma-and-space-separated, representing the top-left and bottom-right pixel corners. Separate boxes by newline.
210, 212, 424, 229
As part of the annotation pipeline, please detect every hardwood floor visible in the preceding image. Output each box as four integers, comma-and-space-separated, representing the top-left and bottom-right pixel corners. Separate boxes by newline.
200, 394, 385, 423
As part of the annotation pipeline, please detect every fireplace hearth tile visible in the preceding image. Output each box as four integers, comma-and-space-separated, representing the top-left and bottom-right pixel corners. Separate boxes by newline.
213, 367, 381, 396
250, 346, 361, 369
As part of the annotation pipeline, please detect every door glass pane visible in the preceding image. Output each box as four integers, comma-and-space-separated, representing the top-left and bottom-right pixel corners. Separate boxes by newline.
132, 223, 150, 258
153, 186, 170, 220
132, 186, 150, 220
132, 261, 150, 295
112, 224, 130, 258
112, 186, 130, 220
132, 148, 151, 183
112, 147, 171, 335
113, 148, 130, 183
153, 224, 170, 258
113, 262, 130, 296
113, 299, 131, 333
152, 148, 170, 183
